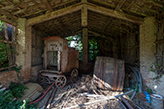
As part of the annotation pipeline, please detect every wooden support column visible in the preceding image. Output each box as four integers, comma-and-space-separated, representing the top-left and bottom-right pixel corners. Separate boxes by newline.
81, 0, 88, 66
82, 28, 88, 66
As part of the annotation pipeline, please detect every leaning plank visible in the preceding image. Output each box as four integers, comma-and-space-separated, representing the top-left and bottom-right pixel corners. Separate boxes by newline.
0, 40, 17, 44
86, 3, 143, 24
27, 3, 82, 26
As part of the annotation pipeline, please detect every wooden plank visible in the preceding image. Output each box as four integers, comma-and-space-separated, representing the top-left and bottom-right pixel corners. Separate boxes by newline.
112, 59, 117, 90
120, 96, 134, 109
117, 60, 124, 91
87, 3, 143, 24
82, 28, 88, 65
41, 0, 53, 12
27, 3, 82, 26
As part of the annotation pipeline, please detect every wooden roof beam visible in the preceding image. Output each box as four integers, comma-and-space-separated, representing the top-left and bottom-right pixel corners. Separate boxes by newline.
87, 3, 143, 24
0, 17, 17, 26
0, 9, 17, 21
27, 3, 82, 26
41, 0, 53, 12
22, 0, 77, 17
101, 0, 126, 34
115, 0, 126, 11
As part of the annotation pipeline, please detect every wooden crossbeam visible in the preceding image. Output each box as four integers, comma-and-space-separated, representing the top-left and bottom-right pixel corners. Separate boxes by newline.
41, 0, 53, 12
0, 17, 17, 26
27, 3, 82, 26
22, 0, 77, 17
87, 3, 143, 24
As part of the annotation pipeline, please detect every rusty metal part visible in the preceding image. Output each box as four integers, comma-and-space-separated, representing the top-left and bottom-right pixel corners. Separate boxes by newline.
55, 75, 67, 88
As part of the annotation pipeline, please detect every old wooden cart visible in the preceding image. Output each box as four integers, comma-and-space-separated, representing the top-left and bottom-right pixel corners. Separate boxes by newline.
38, 36, 79, 88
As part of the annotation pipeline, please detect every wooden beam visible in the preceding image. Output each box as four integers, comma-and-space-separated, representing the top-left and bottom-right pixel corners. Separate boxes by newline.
0, 17, 17, 26
22, 0, 77, 17
0, 9, 17, 20
89, 0, 115, 8
27, 3, 82, 26
41, 0, 53, 12
87, 3, 143, 24
81, 3, 88, 27
115, 0, 126, 11
82, 28, 88, 65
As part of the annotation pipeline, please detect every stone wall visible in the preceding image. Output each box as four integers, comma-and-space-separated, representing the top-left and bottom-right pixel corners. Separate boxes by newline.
31, 29, 44, 66
0, 71, 18, 87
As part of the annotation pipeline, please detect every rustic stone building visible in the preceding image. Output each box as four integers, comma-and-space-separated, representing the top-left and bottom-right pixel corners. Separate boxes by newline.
0, 0, 164, 96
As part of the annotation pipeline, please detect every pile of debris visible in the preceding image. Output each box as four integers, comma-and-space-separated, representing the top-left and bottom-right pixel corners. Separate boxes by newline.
37, 75, 144, 109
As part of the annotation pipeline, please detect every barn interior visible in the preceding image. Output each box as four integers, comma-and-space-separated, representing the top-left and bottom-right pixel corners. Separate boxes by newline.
0, 0, 164, 108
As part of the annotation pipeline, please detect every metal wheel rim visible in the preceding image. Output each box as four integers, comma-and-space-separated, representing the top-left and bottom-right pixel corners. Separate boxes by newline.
55, 76, 67, 88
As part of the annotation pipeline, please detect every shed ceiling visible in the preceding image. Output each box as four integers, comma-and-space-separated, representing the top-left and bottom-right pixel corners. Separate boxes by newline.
0, 0, 163, 37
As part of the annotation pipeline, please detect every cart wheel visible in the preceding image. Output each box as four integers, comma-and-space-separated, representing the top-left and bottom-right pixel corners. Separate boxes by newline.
70, 69, 78, 83
38, 73, 51, 84
55, 75, 67, 88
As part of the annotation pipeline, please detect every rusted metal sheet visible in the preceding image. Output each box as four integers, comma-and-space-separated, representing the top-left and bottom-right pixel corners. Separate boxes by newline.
93, 56, 125, 91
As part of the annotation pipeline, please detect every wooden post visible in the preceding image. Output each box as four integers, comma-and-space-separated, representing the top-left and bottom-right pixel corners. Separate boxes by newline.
82, 28, 88, 66
81, 0, 88, 27
81, 0, 88, 66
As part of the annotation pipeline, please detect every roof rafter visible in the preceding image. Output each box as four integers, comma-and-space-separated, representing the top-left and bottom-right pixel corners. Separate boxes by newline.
27, 2, 82, 26
41, 0, 53, 12
87, 2, 143, 24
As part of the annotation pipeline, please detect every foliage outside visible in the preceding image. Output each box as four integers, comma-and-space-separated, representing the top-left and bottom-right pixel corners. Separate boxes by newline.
66, 35, 98, 61
0, 20, 15, 68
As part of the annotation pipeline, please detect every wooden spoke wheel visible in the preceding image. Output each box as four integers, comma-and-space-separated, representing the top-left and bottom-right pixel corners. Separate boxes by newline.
70, 69, 78, 83
55, 75, 67, 88
38, 73, 51, 84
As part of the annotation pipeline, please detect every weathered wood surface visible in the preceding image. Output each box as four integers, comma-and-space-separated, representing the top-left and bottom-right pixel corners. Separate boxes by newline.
93, 57, 125, 91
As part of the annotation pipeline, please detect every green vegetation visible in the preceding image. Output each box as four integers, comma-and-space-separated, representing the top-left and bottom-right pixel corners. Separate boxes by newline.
0, 21, 8, 68
66, 34, 98, 61
0, 20, 15, 68
0, 82, 36, 109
